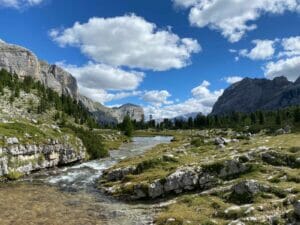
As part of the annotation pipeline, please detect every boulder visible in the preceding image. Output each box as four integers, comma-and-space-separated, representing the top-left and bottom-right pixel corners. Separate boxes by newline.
164, 167, 199, 193
6, 137, 19, 145
230, 180, 261, 204
219, 160, 248, 178
294, 200, 300, 218
106, 166, 136, 182
148, 180, 164, 198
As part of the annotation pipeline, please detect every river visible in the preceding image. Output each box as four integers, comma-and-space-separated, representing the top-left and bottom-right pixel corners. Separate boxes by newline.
0, 136, 172, 225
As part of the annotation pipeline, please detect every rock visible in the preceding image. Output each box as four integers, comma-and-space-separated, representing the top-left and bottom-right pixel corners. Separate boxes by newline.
148, 180, 164, 198
275, 128, 285, 135
294, 200, 300, 218
219, 160, 248, 178
230, 180, 261, 204
214, 137, 224, 145
6, 137, 19, 145
284, 125, 292, 134
228, 221, 245, 225
0, 140, 85, 177
133, 184, 147, 199
211, 76, 300, 115
0, 157, 8, 176
106, 166, 136, 182
164, 167, 199, 193
163, 153, 177, 162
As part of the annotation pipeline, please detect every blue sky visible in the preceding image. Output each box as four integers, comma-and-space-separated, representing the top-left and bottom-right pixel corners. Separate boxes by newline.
0, 0, 300, 119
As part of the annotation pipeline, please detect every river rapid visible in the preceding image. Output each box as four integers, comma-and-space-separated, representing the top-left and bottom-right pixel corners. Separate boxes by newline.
0, 136, 172, 225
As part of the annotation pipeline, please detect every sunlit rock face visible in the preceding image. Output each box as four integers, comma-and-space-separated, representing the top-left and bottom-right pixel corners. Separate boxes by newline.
0, 41, 144, 125
0, 41, 78, 98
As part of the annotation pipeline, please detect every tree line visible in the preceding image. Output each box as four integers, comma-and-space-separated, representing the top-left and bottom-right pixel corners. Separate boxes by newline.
128, 107, 300, 133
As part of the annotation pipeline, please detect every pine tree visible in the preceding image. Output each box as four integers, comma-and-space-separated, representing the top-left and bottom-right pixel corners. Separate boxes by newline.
121, 115, 133, 137
276, 111, 282, 125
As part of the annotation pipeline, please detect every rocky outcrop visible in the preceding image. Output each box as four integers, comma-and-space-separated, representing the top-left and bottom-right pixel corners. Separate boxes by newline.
103, 159, 249, 199
0, 139, 85, 178
212, 76, 300, 115
0, 40, 144, 124
0, 41, 78, 98
39, 61, 78, 98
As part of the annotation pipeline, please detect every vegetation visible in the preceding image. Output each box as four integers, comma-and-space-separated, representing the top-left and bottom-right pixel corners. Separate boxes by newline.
0, 69, 108, 159
120, 115, 134, 137
0, 68, 99, 129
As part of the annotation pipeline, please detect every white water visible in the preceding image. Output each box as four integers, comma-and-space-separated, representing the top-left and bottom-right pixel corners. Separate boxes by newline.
23, 136, 172, 225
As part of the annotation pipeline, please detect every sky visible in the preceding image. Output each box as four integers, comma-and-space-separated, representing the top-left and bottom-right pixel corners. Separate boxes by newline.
0, 0, 300, 119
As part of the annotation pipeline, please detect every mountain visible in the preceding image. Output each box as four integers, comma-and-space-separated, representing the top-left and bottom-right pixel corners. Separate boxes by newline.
212, 76, 300, 115
78, 97, 144, 124
0, 40, 144, 124
173, 112, 200, 121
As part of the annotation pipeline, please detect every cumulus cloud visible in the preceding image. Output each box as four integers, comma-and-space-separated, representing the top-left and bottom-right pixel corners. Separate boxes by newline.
280, 36, 300, 57
57, 62, 144, 104
172, 0, 300, 42
265, 56, 300, 81
59, 62, 144, 91
79, 87, 142, 104
144, 81, 223, 119
261, 36, 300, 81
50, 14, 201, 71
142, 90, 173, 107
0, 0, 44, 8
224, 76, 243, 84
238, 40, 276, 60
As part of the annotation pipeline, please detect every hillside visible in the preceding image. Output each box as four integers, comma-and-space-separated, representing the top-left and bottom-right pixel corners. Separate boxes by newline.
100, 129, 300, 224
0, 40, 144, 125
212, 76, 300, 115
0, 69, 121, 180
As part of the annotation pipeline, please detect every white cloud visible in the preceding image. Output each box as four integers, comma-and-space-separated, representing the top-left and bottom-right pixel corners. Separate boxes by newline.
79, 87, 141, 104
280, 36, 300, 57
144, 81, 223, 119
265, 56, 300, 81
0, 0, 44, 8
57, 62, 144, 104
238, 39, 276, 60
142, 90, 173, 107
224, 76, 243, 84
50, 14, 201, 71
173, 0, 300, 42
59, 62, 144, 91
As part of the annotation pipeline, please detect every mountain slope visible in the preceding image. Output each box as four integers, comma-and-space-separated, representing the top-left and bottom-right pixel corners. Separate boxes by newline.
212, 76, 300, 115
0, 40, 144, 124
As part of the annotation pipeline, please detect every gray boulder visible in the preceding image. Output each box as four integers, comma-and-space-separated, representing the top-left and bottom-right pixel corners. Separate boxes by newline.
230, 180, 261, 204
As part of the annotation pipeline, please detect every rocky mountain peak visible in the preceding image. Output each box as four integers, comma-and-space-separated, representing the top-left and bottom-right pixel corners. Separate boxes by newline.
0, 41, 144, 125
212, 76, 300, 115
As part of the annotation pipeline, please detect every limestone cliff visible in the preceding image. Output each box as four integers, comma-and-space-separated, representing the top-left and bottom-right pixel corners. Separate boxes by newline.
0, 40, 144, 124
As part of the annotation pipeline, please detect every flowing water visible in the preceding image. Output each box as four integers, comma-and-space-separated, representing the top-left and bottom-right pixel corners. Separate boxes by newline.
0, 136, 172, 225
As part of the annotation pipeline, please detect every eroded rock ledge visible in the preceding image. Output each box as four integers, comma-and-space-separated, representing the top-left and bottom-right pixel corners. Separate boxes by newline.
0, 138, 85, 179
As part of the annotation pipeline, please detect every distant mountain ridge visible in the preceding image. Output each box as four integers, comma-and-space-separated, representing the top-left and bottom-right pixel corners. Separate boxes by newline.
0, 41, 144, 124
212, 76, 300, 115
173, 112, 200, 121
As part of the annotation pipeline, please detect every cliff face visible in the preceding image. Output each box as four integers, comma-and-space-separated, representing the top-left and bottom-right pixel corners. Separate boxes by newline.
0, 40, 144, 124
0, 140, 86, 178
212, 76, 300, 115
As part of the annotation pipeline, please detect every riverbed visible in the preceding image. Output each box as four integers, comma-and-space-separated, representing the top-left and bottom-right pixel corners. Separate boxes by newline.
0, 136, 172, 225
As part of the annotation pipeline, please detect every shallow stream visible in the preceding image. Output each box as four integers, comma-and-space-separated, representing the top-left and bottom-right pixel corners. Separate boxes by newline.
0, 136, 172, 225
